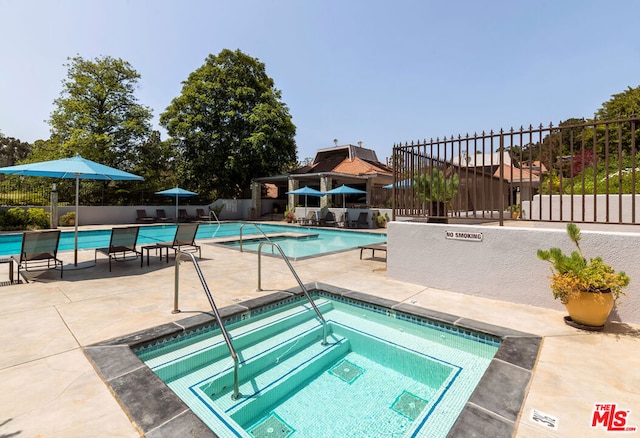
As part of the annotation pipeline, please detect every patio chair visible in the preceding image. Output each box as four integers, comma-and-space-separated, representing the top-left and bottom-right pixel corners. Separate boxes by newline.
12, 230, 63, 280
95, 226, 143, 271
196, 208, 210, 221
156, 223, 201, 262
135, 209, 155, 224
297, 210, 316, 226
178, 209, 192, 222
155, 209, 173, 223
320, 211, 337, 227
336, 212, 350, 228
350, 212, 369, 229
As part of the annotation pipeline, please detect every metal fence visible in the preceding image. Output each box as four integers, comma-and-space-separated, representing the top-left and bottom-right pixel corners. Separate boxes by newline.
391, 116, 639, 225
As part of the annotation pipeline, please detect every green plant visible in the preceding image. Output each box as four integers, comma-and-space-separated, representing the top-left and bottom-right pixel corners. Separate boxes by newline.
414, 168, 459, 204
27, 208, 50, 229
284, 207, 296, 222
372, 211, 389, 227
59, 211, 76, 227
537, 223, 630, 304
507, 204, 521, 213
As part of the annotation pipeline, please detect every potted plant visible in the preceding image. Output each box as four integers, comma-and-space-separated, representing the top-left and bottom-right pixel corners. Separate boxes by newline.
507, 204, 521, 219
284, 207, 296, 223
414, 168, 459, 222
372, 211, 389, 228
537, 223, 630, 330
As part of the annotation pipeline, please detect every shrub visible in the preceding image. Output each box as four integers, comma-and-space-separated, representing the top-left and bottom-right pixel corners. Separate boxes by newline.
27, 208, 50, 229
59, 212, 76, 227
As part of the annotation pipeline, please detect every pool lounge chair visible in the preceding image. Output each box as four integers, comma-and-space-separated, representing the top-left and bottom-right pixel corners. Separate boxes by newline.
336, 212, 350, 228
178, 209, 193, 222
320, 211, 337, 227
297, 210, 316, 226
155, 223, 201, 262
155, 209, 173, 223
350, 212, 369, 229
95, 226, 143, 271
12, 230, 63, 280
135, 209, 155, 224
196, 208, 210, 221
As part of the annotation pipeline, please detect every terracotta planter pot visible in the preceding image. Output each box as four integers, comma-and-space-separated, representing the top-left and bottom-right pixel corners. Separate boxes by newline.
564, 289, 614, 328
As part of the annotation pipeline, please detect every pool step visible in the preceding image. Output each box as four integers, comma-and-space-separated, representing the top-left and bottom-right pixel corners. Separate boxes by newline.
147, 299, 333, 382
211, 327, 351, 427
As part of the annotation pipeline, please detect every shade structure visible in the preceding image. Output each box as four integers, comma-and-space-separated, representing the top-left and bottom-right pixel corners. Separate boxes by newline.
285, 186, 324, 216
323, 184, 366, 214
0, 154, 144, 266
155, 187, 198, 222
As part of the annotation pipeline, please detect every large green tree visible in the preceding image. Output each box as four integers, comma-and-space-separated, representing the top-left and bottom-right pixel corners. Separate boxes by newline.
46, 55, 153, 170
0, 133, 31, 168
160, 49, 297, 198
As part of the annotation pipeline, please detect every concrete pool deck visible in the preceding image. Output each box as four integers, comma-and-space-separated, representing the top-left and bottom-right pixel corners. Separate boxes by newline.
0, 224, 638, 437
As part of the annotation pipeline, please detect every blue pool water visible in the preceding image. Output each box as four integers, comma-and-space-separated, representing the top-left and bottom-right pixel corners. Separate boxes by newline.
135, 294, 500, 437
0, 222, 386, 258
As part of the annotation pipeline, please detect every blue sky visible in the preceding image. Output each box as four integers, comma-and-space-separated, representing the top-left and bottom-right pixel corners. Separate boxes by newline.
1, 0, 639, 163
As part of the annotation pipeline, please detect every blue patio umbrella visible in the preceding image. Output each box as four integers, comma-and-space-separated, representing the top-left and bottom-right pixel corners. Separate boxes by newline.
285, 186, 325, 216
324, 184, 366, 215
383, 178, 414, 189
0, 154, 144, 266
155, 187, 198, 222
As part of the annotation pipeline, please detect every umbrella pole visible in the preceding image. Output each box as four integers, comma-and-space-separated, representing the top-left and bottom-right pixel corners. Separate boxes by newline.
176, 195, 179, 223
74, 174, 79, 266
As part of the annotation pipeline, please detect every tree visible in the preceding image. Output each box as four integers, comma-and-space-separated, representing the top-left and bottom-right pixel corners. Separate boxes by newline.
47, 55, 153, 170
596, 86, 640, 120
0, 134, 31, 168
594, 85, 640, 156
160, 49, 297, 199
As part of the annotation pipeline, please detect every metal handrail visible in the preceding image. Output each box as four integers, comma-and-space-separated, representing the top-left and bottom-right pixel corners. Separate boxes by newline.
239, 223, 273, 252
209, 208, 221, 238
257, 241, 327, 345
173, 250, 240, 400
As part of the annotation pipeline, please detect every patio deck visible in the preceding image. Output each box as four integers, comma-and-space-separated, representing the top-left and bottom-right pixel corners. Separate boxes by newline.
0, 224, 638, 437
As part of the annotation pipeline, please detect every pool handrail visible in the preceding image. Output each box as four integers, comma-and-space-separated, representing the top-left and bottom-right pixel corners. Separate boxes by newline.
257, 241, 328, 346
173, 249, 240, 400
209, 209, 221, 239
238, 223, 273, 252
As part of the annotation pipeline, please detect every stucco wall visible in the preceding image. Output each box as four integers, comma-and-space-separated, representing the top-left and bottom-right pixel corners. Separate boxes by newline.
387, 221, 640, 325
11, 199, 250, 226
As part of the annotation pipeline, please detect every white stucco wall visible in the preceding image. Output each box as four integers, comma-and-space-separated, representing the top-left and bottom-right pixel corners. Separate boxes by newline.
387, 221, 640, 325
14, 199, 250, 226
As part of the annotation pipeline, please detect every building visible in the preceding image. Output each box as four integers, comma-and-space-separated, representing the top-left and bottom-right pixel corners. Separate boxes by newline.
251, 143, 393, 219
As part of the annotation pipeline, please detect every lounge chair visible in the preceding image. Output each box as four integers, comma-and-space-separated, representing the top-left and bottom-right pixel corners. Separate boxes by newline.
350, 212, 369, 229
297, 211, 316, 226
155, 223, 201, 262
135, 209, 155, 224
320, 211, 337, 227
336, 212, 350, 228
12, 230, 63, 280
155, 209, 173, 223
196, 208, 210, 221
95, 226, 143, 271
178, 209, 192, 222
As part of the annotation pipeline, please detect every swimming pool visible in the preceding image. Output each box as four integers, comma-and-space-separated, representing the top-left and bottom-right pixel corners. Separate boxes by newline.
0, 222, 386, 258
85, 286, 541, 437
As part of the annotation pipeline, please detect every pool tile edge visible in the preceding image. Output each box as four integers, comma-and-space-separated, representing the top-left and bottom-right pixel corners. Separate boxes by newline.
84, 284, 541, 438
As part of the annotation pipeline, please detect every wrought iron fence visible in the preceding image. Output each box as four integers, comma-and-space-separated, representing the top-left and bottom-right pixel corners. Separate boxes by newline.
391, 116, 639, 225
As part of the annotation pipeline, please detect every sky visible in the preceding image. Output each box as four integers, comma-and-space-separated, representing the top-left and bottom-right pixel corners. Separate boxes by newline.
1, 0, 639, 164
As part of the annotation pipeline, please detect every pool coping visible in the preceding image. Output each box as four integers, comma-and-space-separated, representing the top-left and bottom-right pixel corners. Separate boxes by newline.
83, 282, 542, 438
